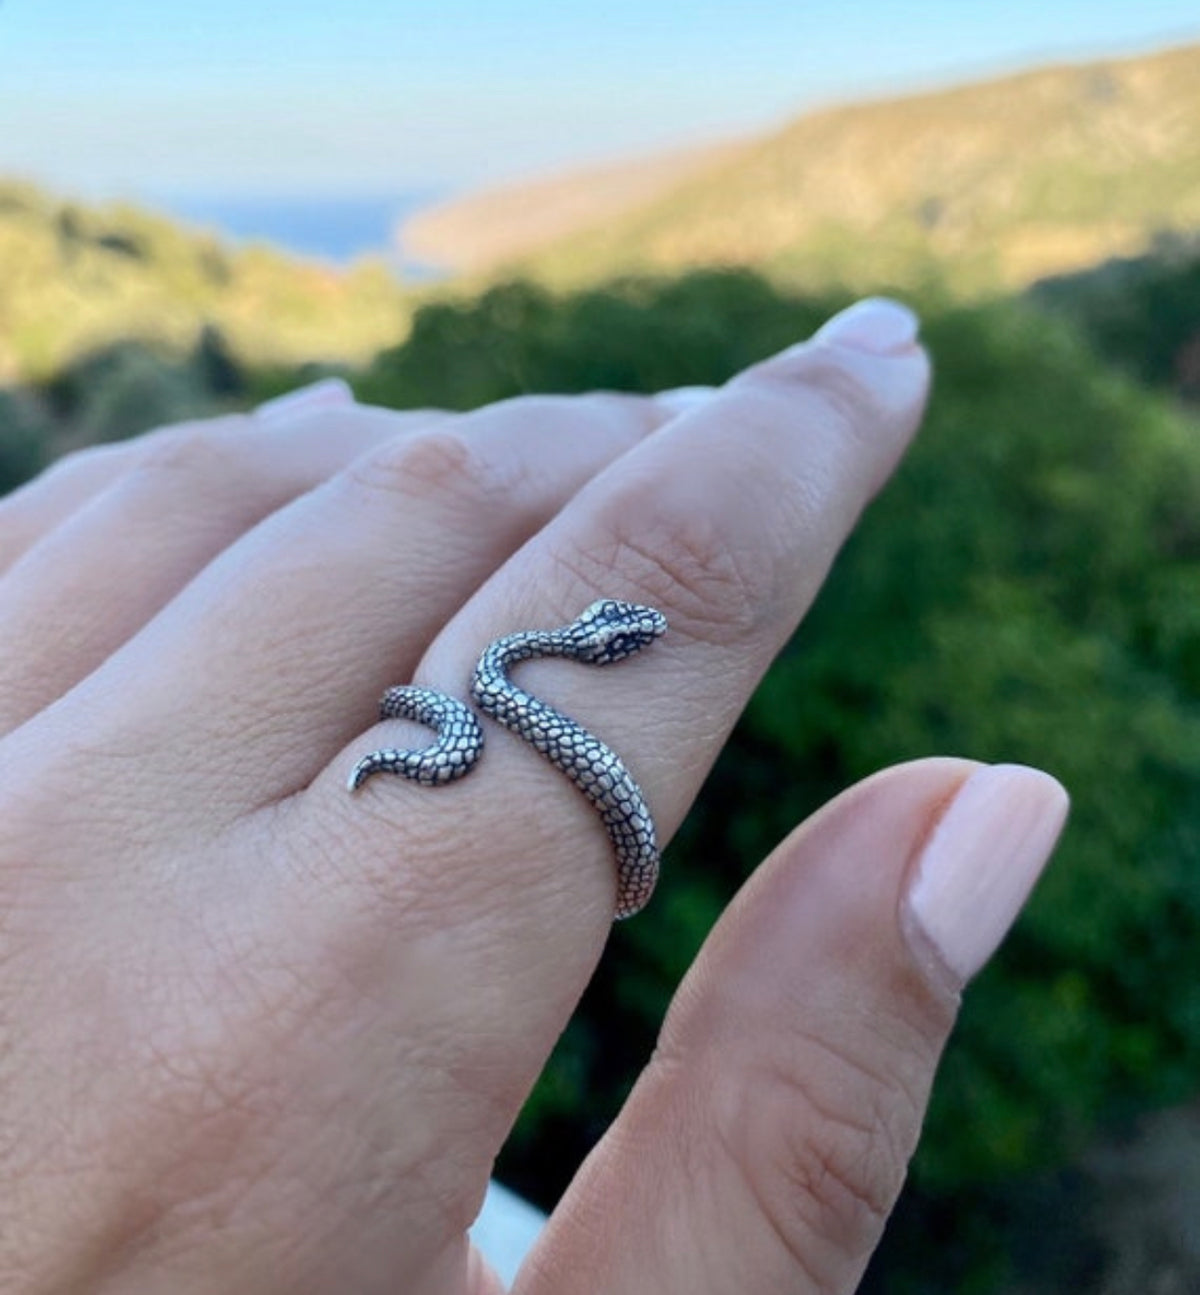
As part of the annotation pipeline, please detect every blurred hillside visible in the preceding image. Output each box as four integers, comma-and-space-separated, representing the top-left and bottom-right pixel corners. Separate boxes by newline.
0, 179, 411, 382
402, 138, 747, 276
406, 41, 1200, 295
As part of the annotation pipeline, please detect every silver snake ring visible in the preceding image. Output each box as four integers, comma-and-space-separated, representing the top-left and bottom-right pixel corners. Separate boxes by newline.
347, 599, 668, 920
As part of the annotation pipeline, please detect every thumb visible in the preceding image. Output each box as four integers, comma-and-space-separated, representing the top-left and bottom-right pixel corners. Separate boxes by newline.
513, 758, 1068, 1295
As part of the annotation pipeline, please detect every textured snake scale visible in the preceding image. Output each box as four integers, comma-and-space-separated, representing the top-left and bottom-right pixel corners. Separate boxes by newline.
347, 599, 668, 920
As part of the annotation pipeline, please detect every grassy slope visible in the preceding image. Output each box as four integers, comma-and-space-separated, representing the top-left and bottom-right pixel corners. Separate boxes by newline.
402, 138, 747, 274
510, 42, 1200, 293
0, 180, 413, 380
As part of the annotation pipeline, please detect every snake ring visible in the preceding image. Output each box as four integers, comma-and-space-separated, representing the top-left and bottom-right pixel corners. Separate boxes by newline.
347, 599, 668, 920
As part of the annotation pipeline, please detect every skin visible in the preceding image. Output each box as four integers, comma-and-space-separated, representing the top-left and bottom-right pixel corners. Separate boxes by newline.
0, 320, 1041, 1293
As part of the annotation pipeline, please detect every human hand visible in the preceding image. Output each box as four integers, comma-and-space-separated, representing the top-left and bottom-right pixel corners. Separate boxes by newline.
0, 301, 1066, 1294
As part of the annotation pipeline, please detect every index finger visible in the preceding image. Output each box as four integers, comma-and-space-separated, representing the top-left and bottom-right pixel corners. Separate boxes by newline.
278, 301, 929, 1284
311, 298, 929, 931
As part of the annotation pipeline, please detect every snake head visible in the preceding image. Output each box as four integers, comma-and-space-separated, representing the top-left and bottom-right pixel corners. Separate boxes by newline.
573, 599, 668, 665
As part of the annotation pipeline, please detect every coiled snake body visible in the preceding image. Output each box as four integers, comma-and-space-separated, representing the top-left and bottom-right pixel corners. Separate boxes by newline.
347, 599, 668, 919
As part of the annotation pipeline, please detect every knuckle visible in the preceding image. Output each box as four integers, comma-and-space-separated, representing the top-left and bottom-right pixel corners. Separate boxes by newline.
515, 390, 654, 427
468, 391, 656, 442
132, 420, 252, 484
477, 393, 564, 425
349, 428, 504, 511
579, 389, 657, 419
716, 1034, 917, 1284
43, 440, 130, 482
555, 478, 772, 645
754, 349, 886, 452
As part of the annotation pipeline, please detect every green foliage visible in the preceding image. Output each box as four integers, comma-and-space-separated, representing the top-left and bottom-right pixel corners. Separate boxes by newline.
77, 348, 213, 444
0, 388, 49, 493
1033, 243, 1200, 399
42, 339, 224, 444
731, 298, 1200, 1190
193, 323, 247, 399
360, 269, 835, 407
823, 307, 1200, 1189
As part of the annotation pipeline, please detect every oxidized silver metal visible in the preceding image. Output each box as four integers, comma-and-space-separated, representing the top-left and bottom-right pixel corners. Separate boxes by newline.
348, 599, 667, 919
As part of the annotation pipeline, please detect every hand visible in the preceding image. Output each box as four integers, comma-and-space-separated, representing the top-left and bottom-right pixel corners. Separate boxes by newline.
0, 301, 1066, 1294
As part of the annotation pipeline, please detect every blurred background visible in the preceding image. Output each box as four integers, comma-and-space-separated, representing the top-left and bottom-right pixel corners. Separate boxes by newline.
4, 2, 1200, 1289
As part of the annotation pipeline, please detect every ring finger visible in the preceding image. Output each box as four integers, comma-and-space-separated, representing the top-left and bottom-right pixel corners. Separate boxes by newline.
0, 399, 462, 733
0, 379, 360, 577
282, 298, 931, 1285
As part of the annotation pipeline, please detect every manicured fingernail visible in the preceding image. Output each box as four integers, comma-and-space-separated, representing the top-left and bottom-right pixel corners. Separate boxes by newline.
657, 386, 716, 415
814, 298, 920, 356
255, 377, 354, 422
904, 764, 1069, 985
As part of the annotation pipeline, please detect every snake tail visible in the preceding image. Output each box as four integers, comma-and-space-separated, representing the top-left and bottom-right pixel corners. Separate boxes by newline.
348, 601, 666, 920
346, 685, 483, 791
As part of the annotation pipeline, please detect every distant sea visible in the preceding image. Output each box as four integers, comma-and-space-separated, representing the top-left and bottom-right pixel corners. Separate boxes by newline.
155, 191, 448, 279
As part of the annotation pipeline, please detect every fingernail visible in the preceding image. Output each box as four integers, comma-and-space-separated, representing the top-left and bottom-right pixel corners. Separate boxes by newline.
255, 377, 354, 422
904, 764, 1069, 986
813, 298, 920, 356
656, 385, 716, 415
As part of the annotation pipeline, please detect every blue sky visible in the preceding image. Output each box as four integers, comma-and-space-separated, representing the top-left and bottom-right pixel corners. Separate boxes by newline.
2, 0, 1198, 201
